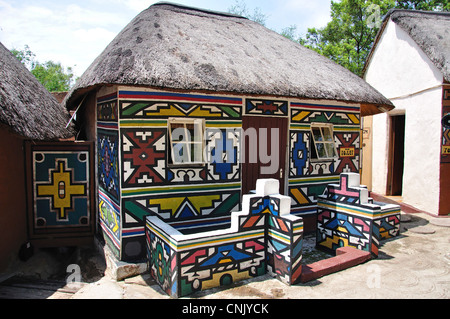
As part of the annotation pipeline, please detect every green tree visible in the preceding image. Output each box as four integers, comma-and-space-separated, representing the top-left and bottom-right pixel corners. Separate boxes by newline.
395, 0, 450, 10
300, 0, 395, 76
31, 61, 75, 92
300, 0, 449, 76
11, 45, 75, 92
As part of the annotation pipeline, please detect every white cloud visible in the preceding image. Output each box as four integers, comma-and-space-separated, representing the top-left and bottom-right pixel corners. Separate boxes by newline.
0, 0, 333, 77
267, 0, 331, 35
122, 0, 155, 12
0, 1, 135, 76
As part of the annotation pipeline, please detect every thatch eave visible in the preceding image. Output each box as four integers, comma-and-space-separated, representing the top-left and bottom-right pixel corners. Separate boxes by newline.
0, 42, 75, 141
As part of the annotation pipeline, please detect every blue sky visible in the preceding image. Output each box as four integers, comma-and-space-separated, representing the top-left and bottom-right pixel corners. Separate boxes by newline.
0, 0, 331, 77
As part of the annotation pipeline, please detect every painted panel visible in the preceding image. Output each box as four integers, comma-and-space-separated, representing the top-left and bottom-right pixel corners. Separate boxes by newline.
291, 102, 360, 125
288, 101, 361, 215
119, 127, 241, 188
123, 190, 240, 224
245, 99, 288, 116
99, 189, 121, 258
119, 90, 242, 119
334, 132, 360, 174
26, 142, 94, 242
121, 127, 167, 188
146, 230, 178, 297
98, 129, 120, 201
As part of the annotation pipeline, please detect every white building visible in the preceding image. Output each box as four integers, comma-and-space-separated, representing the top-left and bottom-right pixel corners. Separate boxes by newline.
363, 10, 450, 216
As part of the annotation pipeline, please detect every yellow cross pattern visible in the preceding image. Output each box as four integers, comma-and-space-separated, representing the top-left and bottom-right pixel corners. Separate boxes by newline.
37, 161, 86, 220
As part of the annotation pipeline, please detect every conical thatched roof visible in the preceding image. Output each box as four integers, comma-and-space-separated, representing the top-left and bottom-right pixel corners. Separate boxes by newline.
64, 2, 393, 116
0, 42, 74, 140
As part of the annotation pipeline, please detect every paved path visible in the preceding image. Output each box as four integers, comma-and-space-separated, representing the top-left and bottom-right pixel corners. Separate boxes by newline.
69, 212, 449, 299
1, 211, 448, 300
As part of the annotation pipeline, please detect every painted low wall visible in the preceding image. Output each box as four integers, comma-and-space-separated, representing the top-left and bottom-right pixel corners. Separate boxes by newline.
317, 173, 400, 257
145, 179, 303, 298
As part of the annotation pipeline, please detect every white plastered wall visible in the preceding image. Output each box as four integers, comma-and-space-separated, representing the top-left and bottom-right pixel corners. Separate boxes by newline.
364, 19, 443, 215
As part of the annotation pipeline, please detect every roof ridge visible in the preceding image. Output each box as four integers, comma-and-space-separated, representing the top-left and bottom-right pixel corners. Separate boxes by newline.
152, 1, 247, 20
387, 8, 450, 19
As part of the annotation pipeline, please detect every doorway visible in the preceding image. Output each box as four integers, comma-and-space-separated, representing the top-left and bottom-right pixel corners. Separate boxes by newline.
241, 116, 288, 195
387, 114, 405, 196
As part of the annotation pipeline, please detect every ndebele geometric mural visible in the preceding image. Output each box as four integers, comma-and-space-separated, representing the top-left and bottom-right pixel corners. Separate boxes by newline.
317, 173, 401, 257
146, 178, 303, 298
25, 141, 95, 245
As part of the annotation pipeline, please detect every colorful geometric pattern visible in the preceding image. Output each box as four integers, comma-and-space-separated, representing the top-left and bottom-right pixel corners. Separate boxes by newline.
289, 131, 309, 177
291, 110, 360, 125
147, 231, 177, 295
33, 153, 88, 225
95, 90, 246, 262
334, 132, 360, 174
121, 128, 166, 188
289, 185, 317, 207
290, 102, 360, 125
317, 209, 372, 252
177, 238, 266, 296
26, 142, 94, 242
288, 102, 360, 215
266, 214, 303, 285
99, 189, 121, 257
126, 190, 241, 222
145, 179, 303, 298
98, 129, 120, 200
205, 128, 240, 182
119, 90, 242, 119
317, 173, 401, 257
245, 99, 288, 116
373, 214, 401, 241
98, 101, 118, 121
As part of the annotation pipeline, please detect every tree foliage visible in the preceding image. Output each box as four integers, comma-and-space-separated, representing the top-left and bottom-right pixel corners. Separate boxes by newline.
11, 45, 75, 92
298, 0, 449, 76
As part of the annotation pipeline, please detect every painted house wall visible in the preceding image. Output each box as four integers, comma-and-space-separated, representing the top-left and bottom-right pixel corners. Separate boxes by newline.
364, 19, 443, 215
0, 126, 27, 271
94, 85, 361, 261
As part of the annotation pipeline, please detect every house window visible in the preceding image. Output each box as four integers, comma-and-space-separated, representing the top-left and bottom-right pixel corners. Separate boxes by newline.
168, 118, 205, 165
310, 124, 337, 160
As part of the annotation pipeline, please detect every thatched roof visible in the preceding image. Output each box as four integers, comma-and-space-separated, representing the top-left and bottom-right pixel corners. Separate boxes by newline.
0, 42, 74, 140
365, 9, 450, 82
64, 2, 393, 116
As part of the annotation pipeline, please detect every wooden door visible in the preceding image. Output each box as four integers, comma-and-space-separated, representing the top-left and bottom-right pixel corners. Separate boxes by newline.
241, 116, 288, 195
387, 115, 405, 195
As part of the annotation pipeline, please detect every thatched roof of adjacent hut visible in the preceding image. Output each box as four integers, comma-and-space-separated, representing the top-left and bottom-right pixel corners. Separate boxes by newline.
364, 9, 450, 82
64, 2, 394, 116
0, 42, 74, 140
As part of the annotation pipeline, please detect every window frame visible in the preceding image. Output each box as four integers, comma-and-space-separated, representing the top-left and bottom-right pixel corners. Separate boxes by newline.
310, 123, 338, 161
168, 117, 205, 166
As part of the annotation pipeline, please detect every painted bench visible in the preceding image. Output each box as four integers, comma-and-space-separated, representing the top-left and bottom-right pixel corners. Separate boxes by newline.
145, 179, 303, 298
